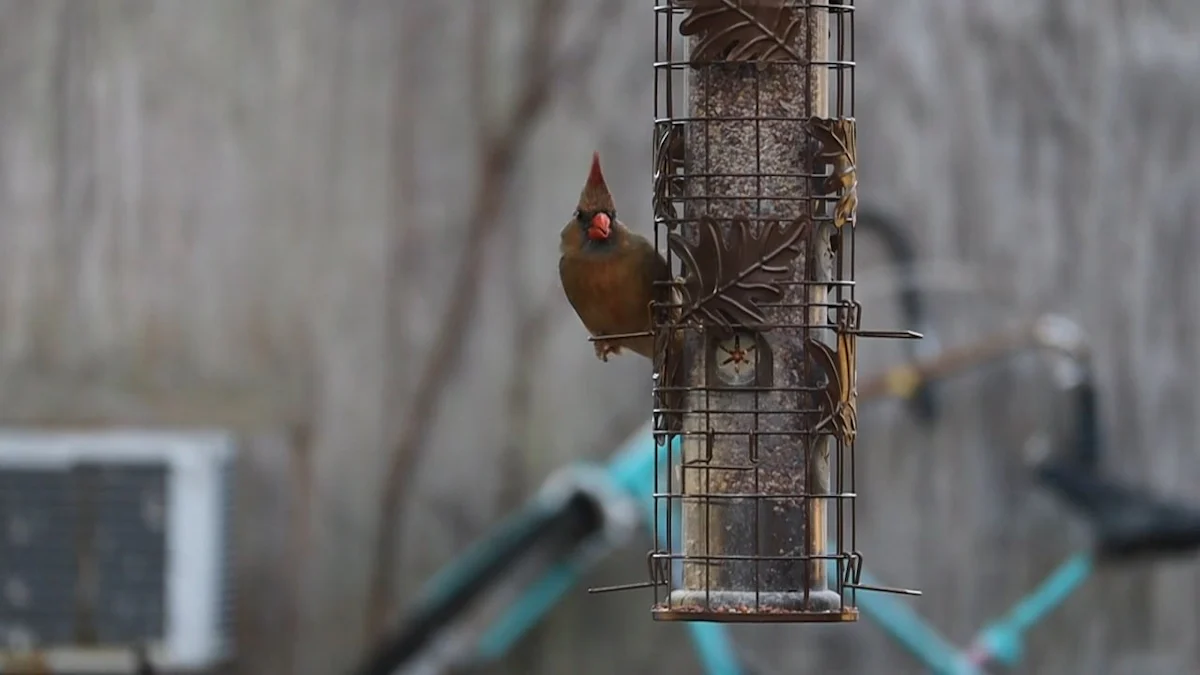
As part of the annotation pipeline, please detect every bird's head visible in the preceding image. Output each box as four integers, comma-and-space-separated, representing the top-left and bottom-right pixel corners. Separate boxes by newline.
575, 152, 617, 242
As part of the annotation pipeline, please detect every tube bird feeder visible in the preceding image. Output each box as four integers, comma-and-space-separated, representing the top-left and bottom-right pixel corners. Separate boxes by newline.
648, 0, 918, 622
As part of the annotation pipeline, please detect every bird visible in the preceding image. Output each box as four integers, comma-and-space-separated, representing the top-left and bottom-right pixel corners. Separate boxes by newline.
558, 152, 683, 435
559, 152, 674, 360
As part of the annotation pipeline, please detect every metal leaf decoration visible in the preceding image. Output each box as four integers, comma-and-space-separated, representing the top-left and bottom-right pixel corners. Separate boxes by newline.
668, 214, 810, 331
806, 302, 860, 445
652, 125, 686, 227
677, 0, 806, 64
652, 281, 685, 445
809, 117, 858, 228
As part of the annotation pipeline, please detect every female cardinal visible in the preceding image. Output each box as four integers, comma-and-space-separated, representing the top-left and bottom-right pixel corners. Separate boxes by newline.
559, 152, 675, 362
559, 152, 683, 436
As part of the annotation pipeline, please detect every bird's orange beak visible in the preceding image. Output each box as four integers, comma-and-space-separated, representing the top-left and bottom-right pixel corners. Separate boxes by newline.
587, 212, 611, 240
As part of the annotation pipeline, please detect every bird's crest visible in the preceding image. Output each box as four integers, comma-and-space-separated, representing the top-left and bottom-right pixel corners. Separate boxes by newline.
578, 151, 616, 213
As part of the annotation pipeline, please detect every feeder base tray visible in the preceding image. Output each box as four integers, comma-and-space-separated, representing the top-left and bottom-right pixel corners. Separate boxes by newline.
652, 589, 858, 623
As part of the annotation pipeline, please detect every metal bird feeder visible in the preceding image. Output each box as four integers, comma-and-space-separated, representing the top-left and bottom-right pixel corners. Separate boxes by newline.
645, 0, 919, 622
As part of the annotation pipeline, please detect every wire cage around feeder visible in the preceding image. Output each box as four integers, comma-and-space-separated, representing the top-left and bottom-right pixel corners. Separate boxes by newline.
646, 0, 919, 623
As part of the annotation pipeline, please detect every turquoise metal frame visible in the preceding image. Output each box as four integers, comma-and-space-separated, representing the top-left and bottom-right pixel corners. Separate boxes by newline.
355, 218, 1108, 675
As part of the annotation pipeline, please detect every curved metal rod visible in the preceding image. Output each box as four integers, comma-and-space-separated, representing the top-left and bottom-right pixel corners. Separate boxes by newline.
1033, 345, 1200, 564
1035, 459, 1200, 562
347, 491, 604, 675
846, 313, 1102, 672
855, 312, 1200, 670
855, 208, 941, 424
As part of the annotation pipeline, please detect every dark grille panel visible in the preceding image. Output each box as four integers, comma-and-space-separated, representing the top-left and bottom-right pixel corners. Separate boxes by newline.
0, 462, 168, 647
0, 468, 77, 643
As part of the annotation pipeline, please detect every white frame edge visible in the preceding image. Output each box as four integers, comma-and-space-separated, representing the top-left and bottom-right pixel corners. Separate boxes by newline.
0, 428, 235, 671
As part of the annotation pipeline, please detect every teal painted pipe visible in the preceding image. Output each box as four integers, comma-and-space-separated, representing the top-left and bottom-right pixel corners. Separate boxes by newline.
823, 557, 982, 675
969, 553, 1093, 667
477, 428, 742, 675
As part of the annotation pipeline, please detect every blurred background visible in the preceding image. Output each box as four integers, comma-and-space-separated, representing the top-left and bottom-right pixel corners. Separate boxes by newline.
0, 1, 1199, 674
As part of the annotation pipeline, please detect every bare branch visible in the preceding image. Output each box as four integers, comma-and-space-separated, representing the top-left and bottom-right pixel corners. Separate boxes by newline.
498, 280, 570, 510
364, 0, 624, 641
498, 209, 538, 509
384, 0, 424, 371
467, 0, 491, 145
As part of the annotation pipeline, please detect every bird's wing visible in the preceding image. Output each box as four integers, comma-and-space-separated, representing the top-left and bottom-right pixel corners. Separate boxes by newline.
558, 254, 603, 337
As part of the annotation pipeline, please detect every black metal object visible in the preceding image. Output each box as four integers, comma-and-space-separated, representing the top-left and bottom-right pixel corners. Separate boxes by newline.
1063, 372, 1101, 471
346, 491, 604, 675
1033, 367, 1200, 561
1036, 459, 1200, 561
855, 209, 939, 424
853, 309, 1200, 563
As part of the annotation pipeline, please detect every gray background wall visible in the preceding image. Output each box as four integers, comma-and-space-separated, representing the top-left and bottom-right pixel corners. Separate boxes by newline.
0, 1, 1197, 673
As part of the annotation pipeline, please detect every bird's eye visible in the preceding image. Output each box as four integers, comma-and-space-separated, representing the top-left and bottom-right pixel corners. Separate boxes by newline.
577, 210, 590, 223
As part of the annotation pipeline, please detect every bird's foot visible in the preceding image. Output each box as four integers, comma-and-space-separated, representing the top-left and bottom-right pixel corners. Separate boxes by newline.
594, 340, 620, 362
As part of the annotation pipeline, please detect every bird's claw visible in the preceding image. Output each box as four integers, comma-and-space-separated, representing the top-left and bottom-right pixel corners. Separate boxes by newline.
594, 340, 619, 362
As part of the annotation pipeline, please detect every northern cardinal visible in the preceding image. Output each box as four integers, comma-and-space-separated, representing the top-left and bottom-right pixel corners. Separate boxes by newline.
559, 152, 673, 359
559, 152, 682, 433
